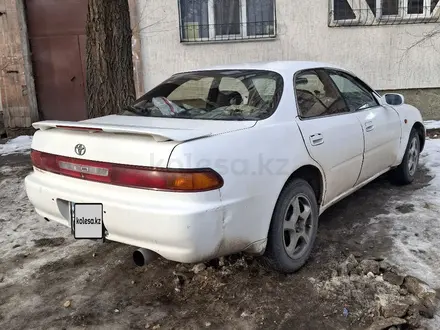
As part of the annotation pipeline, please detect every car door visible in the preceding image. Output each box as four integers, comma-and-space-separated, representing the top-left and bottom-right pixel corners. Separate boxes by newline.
294, 69, 365, 205
326, 70, 401, 185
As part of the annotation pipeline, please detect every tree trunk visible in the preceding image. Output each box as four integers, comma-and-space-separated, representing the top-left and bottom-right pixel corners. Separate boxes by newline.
86, 0, 135, 118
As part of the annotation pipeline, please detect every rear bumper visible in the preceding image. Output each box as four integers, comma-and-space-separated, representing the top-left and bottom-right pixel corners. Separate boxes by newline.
25, 170, 225, 263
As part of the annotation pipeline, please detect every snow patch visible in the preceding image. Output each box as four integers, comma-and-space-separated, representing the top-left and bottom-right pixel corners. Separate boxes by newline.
0, 136, 33, 156
425, 120, 440, 130
385, 139, 440, 287
424, 314, 440, 330
378, 138, 440, 329
0, 166, 93, 287
0, 166, 26, 175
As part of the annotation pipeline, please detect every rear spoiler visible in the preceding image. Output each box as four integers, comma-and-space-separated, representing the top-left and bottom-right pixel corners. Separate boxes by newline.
32, 120, 212, 142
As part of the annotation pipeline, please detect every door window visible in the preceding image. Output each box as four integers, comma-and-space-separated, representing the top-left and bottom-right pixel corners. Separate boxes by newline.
294, 69, 349, 119
328, 71, 379, 112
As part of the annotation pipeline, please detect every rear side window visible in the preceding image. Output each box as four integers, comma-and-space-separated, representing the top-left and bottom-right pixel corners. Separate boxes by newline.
294, 69, 349, 119
328, 71, 378, 112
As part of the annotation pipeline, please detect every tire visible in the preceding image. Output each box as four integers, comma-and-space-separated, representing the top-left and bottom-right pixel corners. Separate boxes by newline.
261, 178, 319, 274
390, 128, 421, 185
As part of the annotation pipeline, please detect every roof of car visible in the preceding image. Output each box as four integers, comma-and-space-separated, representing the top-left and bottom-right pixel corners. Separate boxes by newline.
188, 61, 350, 75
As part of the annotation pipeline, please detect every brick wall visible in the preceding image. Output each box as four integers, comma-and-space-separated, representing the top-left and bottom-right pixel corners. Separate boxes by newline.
0, 0, 32, 135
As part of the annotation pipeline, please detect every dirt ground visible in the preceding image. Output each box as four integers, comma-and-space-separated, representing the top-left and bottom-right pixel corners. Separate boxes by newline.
0, 145, 437, 330
426, 129, 440, 139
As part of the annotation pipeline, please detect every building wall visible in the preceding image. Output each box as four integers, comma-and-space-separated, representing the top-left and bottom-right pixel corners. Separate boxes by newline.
0, 0, 32, 136
136, 0, 440, 119
1, 0, 439, 134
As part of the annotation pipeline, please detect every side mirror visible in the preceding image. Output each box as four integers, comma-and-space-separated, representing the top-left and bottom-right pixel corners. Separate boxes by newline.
383, 93, 404, 106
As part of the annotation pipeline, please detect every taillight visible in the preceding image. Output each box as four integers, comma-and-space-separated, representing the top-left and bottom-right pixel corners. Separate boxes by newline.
30, 150, 223, 192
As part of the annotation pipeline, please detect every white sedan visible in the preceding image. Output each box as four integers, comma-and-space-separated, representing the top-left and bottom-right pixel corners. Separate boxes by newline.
25, 61, 425, 273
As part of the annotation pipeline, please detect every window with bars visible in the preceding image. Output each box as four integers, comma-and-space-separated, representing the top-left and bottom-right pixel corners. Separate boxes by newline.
330, 0, 440, 26
179, 0, 276, 42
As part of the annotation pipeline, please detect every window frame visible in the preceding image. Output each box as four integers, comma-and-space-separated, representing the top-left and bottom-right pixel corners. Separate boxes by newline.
211, 0, 243, 39
179, 0, 277, 43
376, 0, 436, 20
325, 69, 381, 112
330, 0, 362, 25
329, 0, 440, 25
294, 67, 383, 121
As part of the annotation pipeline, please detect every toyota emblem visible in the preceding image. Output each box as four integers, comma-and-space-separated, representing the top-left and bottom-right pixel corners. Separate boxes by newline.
74, 144, 86, 156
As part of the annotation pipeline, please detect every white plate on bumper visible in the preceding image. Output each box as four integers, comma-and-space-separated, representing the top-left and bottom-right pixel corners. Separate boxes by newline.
71, 203, 104, 239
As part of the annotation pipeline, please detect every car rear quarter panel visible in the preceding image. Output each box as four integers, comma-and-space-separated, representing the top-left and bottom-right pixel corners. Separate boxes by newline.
168, 120, 321, 256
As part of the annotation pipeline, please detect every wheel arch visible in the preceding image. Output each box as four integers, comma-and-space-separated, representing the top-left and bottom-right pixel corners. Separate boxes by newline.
260, 164, 324, 268
262, 164, 324, 242
276, 164, 325, 211
412, 121, 425, 152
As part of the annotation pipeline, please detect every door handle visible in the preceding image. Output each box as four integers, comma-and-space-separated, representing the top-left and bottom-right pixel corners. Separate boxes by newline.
310, 133, 324, 146
365, 121, 374, 132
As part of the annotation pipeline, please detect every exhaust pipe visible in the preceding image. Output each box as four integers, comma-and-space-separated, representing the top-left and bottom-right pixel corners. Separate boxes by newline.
133, 248, 159, 267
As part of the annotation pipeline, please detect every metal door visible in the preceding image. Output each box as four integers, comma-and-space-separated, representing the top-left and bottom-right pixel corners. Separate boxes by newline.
26, 0, 88, 121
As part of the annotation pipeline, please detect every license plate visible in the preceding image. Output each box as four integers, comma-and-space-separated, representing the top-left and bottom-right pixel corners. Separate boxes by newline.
71, 203, 104, 239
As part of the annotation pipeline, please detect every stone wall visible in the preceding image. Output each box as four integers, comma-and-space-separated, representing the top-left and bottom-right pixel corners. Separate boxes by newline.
0, 0, 32, 136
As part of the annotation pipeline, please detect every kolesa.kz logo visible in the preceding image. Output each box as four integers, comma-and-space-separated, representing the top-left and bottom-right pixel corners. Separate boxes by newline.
75, 217, 101, 225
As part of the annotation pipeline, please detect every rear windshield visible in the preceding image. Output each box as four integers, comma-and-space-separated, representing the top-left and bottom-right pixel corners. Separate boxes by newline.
120, 70, 284, 121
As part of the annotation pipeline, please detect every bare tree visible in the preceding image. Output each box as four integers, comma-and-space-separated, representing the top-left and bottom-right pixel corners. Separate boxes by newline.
405, 24, 440, 54
86, 0, 136, 119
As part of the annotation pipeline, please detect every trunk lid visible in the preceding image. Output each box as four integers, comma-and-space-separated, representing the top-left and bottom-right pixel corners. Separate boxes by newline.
31, 115, 256, 167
